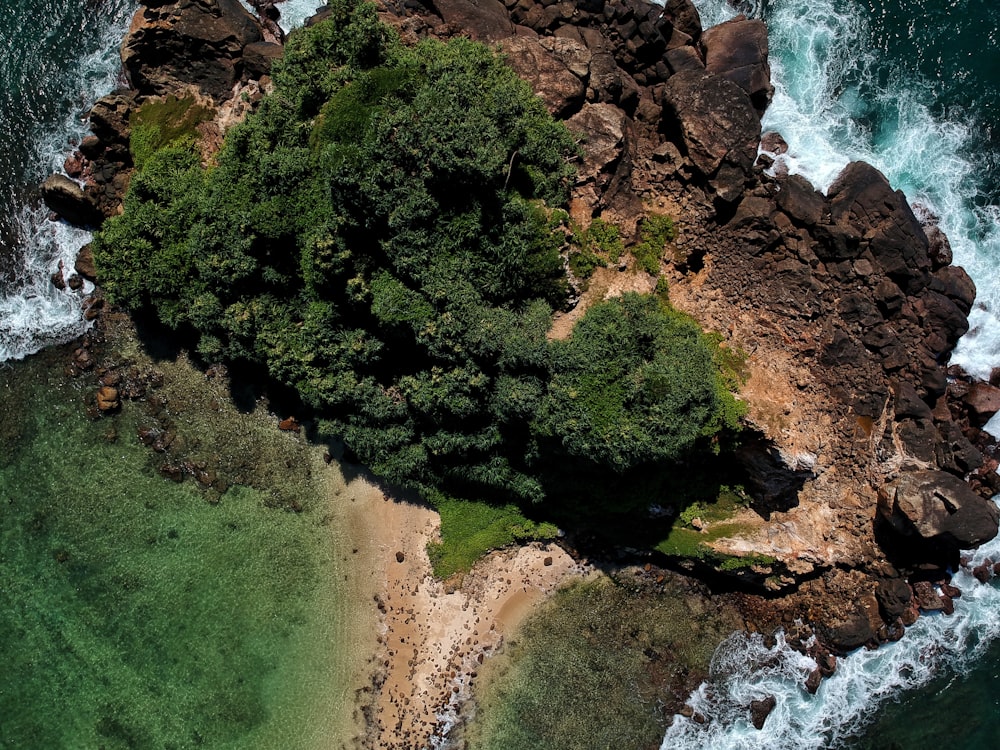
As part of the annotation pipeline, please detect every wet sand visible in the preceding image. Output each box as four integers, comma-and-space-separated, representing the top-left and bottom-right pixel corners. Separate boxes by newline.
343, 477, 587, 749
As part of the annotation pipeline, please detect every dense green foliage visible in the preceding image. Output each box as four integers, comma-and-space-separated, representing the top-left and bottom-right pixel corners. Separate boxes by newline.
93, 0, 743, 538
567, 217, 623, 282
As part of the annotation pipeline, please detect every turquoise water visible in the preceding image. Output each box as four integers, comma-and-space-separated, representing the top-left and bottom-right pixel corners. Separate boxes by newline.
0, 346, 362, 749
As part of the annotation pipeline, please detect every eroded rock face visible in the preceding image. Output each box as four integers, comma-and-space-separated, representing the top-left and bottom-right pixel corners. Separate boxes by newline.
500, 36, 586, 118
701, 16, 771, 113
880, 470, 1000, 549
42, 174, 102, 227
662, 69, 760, 179
122, 0, 264, 100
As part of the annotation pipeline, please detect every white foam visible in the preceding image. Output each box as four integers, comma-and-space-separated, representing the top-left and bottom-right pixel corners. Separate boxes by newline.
0, 2, 135, 362
688, 0, 1000, 381
661, 515, 1000, 749
275, 0, 325, 33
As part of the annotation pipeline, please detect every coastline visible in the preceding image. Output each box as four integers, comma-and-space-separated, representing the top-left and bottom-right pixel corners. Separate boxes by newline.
17, 0, 1000, 745
346, 477, 587, 748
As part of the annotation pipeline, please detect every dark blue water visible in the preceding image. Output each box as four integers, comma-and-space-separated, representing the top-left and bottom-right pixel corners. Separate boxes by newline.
0, 0, 135, 360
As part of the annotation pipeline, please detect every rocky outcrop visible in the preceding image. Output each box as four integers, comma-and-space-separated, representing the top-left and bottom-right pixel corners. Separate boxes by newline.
41, 174, 102, 227
121, 0, 265, 100
700, 16, 771, 114
879, 470, 1000, 550
73, 0, 1000, 665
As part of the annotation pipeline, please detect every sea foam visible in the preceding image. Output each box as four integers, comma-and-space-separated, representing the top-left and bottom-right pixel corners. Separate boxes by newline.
658, 0, 1000, 745
690, 0, 1000, 381
0, 0, 136, 362
661, 517, 1000, 749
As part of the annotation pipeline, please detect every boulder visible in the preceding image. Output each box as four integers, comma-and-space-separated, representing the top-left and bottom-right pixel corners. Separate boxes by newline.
41, 174, 102, 227
74, 244, 98, 281
96, 386, 120, 412
242, 40, 283, 79
433, 0, 515, 42
89, 91, 136, 152
700, 16, 772, 113
804, 667, 822, 695
662, 69, 760, 178
760, 130, 788, 155
911, 580, 945, 612
566, 103, 628, 183
662, 0, 702, 43
749, 695, 776, 730
121, 0, 264, 100
823, 162, 931, 290
881, 470, 1000, 549
930, 265, 976, 315
776, 173, 825, 227
500, 37, 586, 118
964, 382, 1000, 427
875, 577, 911, 619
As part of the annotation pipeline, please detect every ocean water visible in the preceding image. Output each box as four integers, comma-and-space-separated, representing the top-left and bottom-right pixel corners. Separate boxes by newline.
0, 3, 371, 747
0, 344, 369, 749
662, 0, 1000, 747
0, 0, 136, 361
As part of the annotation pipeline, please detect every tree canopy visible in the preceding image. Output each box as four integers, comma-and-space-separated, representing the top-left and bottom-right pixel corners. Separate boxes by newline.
93, 0, 744, 512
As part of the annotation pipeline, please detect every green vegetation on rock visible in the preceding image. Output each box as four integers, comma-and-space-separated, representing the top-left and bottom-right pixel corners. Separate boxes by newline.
93, 0, 745, 569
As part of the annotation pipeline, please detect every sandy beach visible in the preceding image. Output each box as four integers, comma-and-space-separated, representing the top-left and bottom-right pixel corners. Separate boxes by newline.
341, 474, 588, 749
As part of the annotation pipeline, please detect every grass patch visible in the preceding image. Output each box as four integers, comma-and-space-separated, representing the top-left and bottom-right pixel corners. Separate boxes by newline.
129, 94, 214, 169
567, 217, 624, 285
654, 485, 768, 567
426, 496, 558, 578
632, 214, 676, 275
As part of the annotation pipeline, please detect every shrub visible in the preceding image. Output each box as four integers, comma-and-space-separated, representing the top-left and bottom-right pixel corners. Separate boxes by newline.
632, 214, 676, 274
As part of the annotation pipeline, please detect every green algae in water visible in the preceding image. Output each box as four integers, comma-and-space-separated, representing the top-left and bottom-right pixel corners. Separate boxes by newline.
462, 575, 743, 750
0, 350, 365, 749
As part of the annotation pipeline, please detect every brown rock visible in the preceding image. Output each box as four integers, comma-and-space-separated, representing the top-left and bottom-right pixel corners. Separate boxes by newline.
964, 382, 1000, 427
911, 580, 945, 611
749, 695, 776, 730
566, 102, 628, 182
760, 130, 788, 155
662, 0, 702, 42
701, 16, 772, 113
661, 69, 760, 178
122, 0, 264, 100
804, 667, 822, 695
433, 0, 515, 42
278, 416, 299, 431
880, 470, 1000, 549
242, 40, 283, 79
500, 36, 585, 118
41, 174, 102, 227
395, 551, 405, 563
74, 244, 97, 281
96, 386, 120, 412
64, 154, 85, 178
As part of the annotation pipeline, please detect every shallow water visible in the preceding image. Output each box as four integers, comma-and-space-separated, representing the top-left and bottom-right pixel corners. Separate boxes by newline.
0, 345, 367, 748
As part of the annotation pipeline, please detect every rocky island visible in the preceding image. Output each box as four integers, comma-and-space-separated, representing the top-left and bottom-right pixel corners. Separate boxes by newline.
39, 0, 1000, 745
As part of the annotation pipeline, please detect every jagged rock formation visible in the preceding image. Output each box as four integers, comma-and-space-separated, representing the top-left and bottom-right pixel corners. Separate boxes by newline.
55, 0, 1000, 654
121, 0, 266, 100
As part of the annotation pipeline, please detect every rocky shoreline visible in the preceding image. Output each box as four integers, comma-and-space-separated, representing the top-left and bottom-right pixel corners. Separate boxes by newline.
40, 0, 1000, 740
